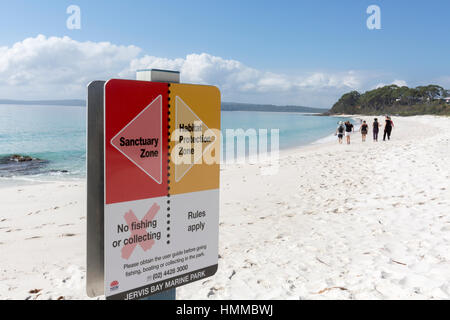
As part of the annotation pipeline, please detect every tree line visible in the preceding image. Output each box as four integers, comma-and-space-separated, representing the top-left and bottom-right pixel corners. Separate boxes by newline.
328, 85, 450, 116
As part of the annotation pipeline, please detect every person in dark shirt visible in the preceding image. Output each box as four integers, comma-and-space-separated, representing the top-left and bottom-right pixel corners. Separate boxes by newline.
344, 121, 354, 145
383, 116, 394, 141
360, 120, 369, 142
335, 121, 345, 144
373, 118, 381, 141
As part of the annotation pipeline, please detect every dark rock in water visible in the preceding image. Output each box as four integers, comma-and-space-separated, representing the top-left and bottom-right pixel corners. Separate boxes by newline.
9, 154, 41, 162
50, 169, 69, 174
0, 154, 48, 177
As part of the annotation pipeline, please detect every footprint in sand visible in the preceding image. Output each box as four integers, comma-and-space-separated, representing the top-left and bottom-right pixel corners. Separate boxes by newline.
61, 233, 77, 237
25, 236, 42, 240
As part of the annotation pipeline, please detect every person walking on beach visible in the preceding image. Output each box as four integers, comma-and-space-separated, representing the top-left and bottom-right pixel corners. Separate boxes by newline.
383, 116, 394, 141
373, 118, 381, 141
360, 120, 369, 142
344, 121, 354, 144
336, 121, 345, 144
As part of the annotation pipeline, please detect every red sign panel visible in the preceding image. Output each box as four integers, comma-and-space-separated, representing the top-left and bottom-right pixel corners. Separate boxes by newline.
104, 79, 169, 204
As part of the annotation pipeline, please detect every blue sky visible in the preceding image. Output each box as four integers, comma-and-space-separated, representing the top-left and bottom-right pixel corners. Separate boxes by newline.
0, 0, 449, 107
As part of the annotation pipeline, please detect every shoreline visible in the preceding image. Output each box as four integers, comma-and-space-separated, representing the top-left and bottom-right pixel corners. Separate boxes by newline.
0, 175, 85, 189
277, 115, 362, 160
0, 114, 354, 188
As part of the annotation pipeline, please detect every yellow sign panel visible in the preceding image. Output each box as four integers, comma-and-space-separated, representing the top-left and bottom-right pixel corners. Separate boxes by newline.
169, 83, 221, 195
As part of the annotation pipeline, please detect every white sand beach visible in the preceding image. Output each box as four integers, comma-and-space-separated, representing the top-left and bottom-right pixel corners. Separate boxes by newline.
1, 115, 450, 300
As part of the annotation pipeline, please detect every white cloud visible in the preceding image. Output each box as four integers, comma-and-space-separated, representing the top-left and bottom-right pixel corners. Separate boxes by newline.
435, 76, 450, 90
0, 35, 432, 108
128, 53, 370, 107
0, 35, 141, 100
374, 79, 408, 89
392, 79, 408, 87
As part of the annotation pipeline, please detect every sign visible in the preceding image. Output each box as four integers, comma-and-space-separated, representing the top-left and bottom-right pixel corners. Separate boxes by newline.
104, 79, 220, 300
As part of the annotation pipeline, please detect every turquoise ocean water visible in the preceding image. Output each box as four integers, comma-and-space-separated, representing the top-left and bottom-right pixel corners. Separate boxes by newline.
0, 104, 350, 185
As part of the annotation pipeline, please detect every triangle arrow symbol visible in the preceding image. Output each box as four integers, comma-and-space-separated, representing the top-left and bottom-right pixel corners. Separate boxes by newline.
175, 96, 217, 182
110, 95, 163, 184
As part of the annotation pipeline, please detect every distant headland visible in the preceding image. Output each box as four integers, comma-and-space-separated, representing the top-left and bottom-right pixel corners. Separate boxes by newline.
0, 99, 86, 106
0, 99, 329, 113
221, 102, 328, 113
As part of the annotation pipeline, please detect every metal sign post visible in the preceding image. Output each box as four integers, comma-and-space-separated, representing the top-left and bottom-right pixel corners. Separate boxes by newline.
86, 80, 106, 298
86, 69, 220, 300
